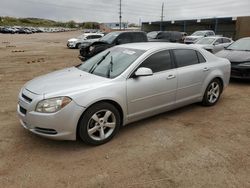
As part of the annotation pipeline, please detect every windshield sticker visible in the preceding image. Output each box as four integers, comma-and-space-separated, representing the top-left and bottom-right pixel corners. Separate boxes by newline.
123, 50, 136, 55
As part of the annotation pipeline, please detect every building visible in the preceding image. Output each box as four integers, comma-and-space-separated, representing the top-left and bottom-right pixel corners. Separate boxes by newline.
142, 16, 250, 39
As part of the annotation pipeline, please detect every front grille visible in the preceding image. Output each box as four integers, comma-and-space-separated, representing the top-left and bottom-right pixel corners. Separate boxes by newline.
19, 106, 27, 115
34, 127, 57, 135
22, 93, 32, 103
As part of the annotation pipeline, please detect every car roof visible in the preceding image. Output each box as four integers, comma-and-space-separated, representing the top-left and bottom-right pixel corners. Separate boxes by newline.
200, 36, 229, 39
83, 33, 103, 36
119, 42, 197, 51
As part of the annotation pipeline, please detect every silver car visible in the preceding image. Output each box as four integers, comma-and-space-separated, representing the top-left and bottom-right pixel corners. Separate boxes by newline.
17, 43, 231, 145
193, 36, 233, 54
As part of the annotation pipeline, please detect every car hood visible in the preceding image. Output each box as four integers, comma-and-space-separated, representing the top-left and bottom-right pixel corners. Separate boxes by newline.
24, 67, 109, 95
68, 38, 79, 42
215, 50, 250, 62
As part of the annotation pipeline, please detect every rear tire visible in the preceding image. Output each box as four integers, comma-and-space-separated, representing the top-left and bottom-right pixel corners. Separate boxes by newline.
202, 78, 222, 106
78, 102, 121, 145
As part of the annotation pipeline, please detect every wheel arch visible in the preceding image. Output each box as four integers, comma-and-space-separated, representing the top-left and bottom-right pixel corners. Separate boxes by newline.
76, 99, 124, 139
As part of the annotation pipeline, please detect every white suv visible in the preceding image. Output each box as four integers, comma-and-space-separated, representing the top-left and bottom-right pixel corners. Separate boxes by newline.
184, 30, 215, 44
67, 33, 104, 49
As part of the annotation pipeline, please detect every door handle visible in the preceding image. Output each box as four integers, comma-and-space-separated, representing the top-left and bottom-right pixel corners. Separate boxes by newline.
167, 75, 176, 80
203, 67, 210, 72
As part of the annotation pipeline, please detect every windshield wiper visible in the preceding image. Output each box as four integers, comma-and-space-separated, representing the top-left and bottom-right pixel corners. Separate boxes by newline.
106, 56, 113, 78
89, 51, 110, 74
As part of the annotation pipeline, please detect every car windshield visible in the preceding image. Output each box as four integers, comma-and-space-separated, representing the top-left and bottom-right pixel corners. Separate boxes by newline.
77, 47, 145, 78
77, 34, 86, 39
147, 31, 158, 39
191, 31, 206, 36
196, 38, 215, 44
100, 32, 119, 44
227, 38, 250, 51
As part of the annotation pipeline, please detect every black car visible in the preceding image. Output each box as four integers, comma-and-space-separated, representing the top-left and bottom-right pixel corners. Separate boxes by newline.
79, 31, 148, 61
147, 31, 183, 43
216, 37, 250, 79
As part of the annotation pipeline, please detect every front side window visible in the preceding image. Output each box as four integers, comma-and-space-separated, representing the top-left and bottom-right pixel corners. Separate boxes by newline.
138, 50, 172, 73
215, 38, 223, 44
222, 38, 231, 43
173, 49, 199, 67
78, 47, 145, 78
100, 32, 119, 44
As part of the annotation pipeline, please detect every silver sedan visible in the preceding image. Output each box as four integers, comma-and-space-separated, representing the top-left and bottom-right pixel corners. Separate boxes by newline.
17, 43, 231, 145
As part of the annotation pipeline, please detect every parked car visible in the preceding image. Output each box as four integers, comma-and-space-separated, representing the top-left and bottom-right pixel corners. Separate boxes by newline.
147, 31, 183, 43
17, 42, 230, 145
184, 30, 215, 44
78, 31, 148, 61
215, 37, 250, 79
193, 36, 233, 53
67, 33, 104, 49
0, 27, 15, 34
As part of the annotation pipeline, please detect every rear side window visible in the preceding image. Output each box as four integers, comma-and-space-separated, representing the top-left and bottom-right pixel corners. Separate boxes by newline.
196, 51, 206, 63
139, 50, 172, 73
173, 49, 199, 67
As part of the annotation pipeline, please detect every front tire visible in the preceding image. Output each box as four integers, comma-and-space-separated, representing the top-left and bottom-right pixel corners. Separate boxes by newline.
78, 102, 121, 145
202, 78, 222, 106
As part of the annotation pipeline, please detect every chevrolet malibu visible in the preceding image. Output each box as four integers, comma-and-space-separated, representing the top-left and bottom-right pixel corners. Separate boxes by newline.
17, 43, 230, 145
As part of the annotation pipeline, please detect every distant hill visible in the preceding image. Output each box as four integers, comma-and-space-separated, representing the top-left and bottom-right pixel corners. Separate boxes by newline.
0, 16, 77, 28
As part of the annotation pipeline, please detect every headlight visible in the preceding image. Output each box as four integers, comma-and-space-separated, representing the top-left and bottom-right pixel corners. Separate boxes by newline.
239, 62, 250, 67
36, 97, 72, 113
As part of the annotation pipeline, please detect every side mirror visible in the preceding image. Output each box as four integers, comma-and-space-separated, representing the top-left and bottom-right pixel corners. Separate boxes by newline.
134, 67, 153, 77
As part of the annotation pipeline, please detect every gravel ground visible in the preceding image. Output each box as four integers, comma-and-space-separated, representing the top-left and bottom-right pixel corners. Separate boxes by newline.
0, 31, 249, 188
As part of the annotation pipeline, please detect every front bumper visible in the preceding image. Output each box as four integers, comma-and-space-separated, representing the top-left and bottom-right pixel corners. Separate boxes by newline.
231, 64, 250, 79
17, 89, 85, 140
67, 42, 76, 48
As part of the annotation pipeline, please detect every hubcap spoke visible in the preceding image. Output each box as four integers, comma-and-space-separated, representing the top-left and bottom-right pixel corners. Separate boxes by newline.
214, 84, 219, 91
103, 111, 112, 122
88, 126, 99, 135
91, 114, 100, 123
105, 122, 116, 128
99, 127, 105, 139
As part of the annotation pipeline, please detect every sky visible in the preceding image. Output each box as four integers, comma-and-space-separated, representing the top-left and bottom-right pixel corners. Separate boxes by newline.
1, 0, 250, 23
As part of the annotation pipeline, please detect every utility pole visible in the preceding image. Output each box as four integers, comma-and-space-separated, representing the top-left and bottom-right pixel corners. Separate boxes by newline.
119, 0, 122, 30
160, 2, 164, 31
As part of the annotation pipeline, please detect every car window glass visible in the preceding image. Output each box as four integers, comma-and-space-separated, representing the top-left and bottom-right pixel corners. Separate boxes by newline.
215, 38, 223, 44
117, 33, 131, 44
222, 38, 230, 43
196, 51, 206, 63
138, 50, 172, 73
173, 49, 199, 67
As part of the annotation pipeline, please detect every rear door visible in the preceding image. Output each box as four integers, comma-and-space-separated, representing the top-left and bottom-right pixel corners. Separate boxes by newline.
127, 50, 177, 121
173, 49, 209, 104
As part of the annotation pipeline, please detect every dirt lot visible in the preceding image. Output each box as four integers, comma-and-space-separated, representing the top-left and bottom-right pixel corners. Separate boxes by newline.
0, 31, 249, 188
